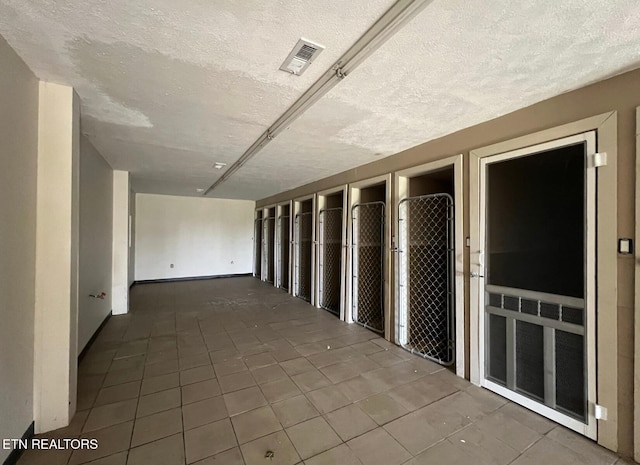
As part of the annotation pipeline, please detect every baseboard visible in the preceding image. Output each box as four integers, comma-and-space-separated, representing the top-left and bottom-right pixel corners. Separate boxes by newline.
78, 311, 112, 364
135, 273, 252, 285
2, 422, 34, 465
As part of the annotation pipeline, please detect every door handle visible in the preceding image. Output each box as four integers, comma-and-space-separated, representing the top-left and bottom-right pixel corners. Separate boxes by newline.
470, 272, 485, 278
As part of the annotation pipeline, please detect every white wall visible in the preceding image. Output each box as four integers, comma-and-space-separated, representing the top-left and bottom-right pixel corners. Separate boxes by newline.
135, 194, 254, 281
0, 35, 39, 463
78, 137, 113, 351
34, 81, 80, 433
128, 187, 136, 287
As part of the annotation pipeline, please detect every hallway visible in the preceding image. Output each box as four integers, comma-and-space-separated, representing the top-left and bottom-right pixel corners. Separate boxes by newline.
19, 278, 626, 465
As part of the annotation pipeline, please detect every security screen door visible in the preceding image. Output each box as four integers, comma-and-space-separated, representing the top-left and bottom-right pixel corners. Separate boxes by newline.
478, 132, 597, 438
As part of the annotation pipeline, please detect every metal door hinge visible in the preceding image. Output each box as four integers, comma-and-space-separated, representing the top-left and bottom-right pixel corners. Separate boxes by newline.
595, 404, 608, 420
590, 152, 607, 168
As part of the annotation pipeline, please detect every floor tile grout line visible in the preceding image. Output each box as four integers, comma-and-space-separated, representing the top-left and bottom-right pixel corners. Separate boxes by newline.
69, 278, 607, 465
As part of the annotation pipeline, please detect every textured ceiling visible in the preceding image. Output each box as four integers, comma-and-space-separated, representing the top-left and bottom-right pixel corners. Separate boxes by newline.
2, 0, 640, 200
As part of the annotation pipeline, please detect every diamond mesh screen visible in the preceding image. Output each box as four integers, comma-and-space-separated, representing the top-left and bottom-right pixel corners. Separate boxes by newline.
253, 218, 262, 277
352, 202, 385, 333
319, 208, 343, 315
296, 212, 313, 302
264, 217, 275, 283
398, 193, 455, 365
278, 215, 290, 291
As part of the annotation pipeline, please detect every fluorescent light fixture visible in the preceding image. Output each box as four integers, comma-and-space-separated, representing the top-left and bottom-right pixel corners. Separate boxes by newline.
203, 0, 434, 195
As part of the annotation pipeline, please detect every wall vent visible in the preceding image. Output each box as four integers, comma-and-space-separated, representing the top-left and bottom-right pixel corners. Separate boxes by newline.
279, 38, 325, 76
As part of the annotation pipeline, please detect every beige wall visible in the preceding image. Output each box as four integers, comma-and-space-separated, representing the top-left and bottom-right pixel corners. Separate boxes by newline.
258, 68, 638, 456
78, 137, 113, 351
0, 35, 39, 463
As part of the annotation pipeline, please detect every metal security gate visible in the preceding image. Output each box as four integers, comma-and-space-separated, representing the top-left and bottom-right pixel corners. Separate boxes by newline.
263, 216, 275, 283
318, 208, 343, 315
398, 193, 455, 365
352, 202, 385, 333
294, 212, 313, 301
278, 214, 290, 290
253, 218, 262, 277
278, 215, 290, 291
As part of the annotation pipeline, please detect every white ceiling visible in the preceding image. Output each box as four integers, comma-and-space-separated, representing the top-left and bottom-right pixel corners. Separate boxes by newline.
2, 0, 640, 200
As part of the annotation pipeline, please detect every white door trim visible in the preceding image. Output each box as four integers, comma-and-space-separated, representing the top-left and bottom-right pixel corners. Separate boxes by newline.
261, 208, 267, 282
293, 195, 316, 304
261, 205, 276, 284
275, 201, 292, 292
394, 154, 465, 378
253, 209, 263, 278
316, 186, 348, 319
346, 174, 392, 338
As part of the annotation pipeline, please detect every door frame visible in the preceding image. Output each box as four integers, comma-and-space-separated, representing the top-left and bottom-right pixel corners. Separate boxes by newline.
276, 201, 293, 293
346, 174, 393, 339
293, 194, 316, 305
470, 112, 618, 449
315, 185, 348, 319
394, 155, 465, 377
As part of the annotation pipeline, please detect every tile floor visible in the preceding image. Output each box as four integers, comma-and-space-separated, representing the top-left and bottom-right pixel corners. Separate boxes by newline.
18, 277, 633, 465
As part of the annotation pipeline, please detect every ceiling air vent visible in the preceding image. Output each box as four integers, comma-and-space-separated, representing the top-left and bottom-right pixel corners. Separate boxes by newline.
279, 38, 325, 76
